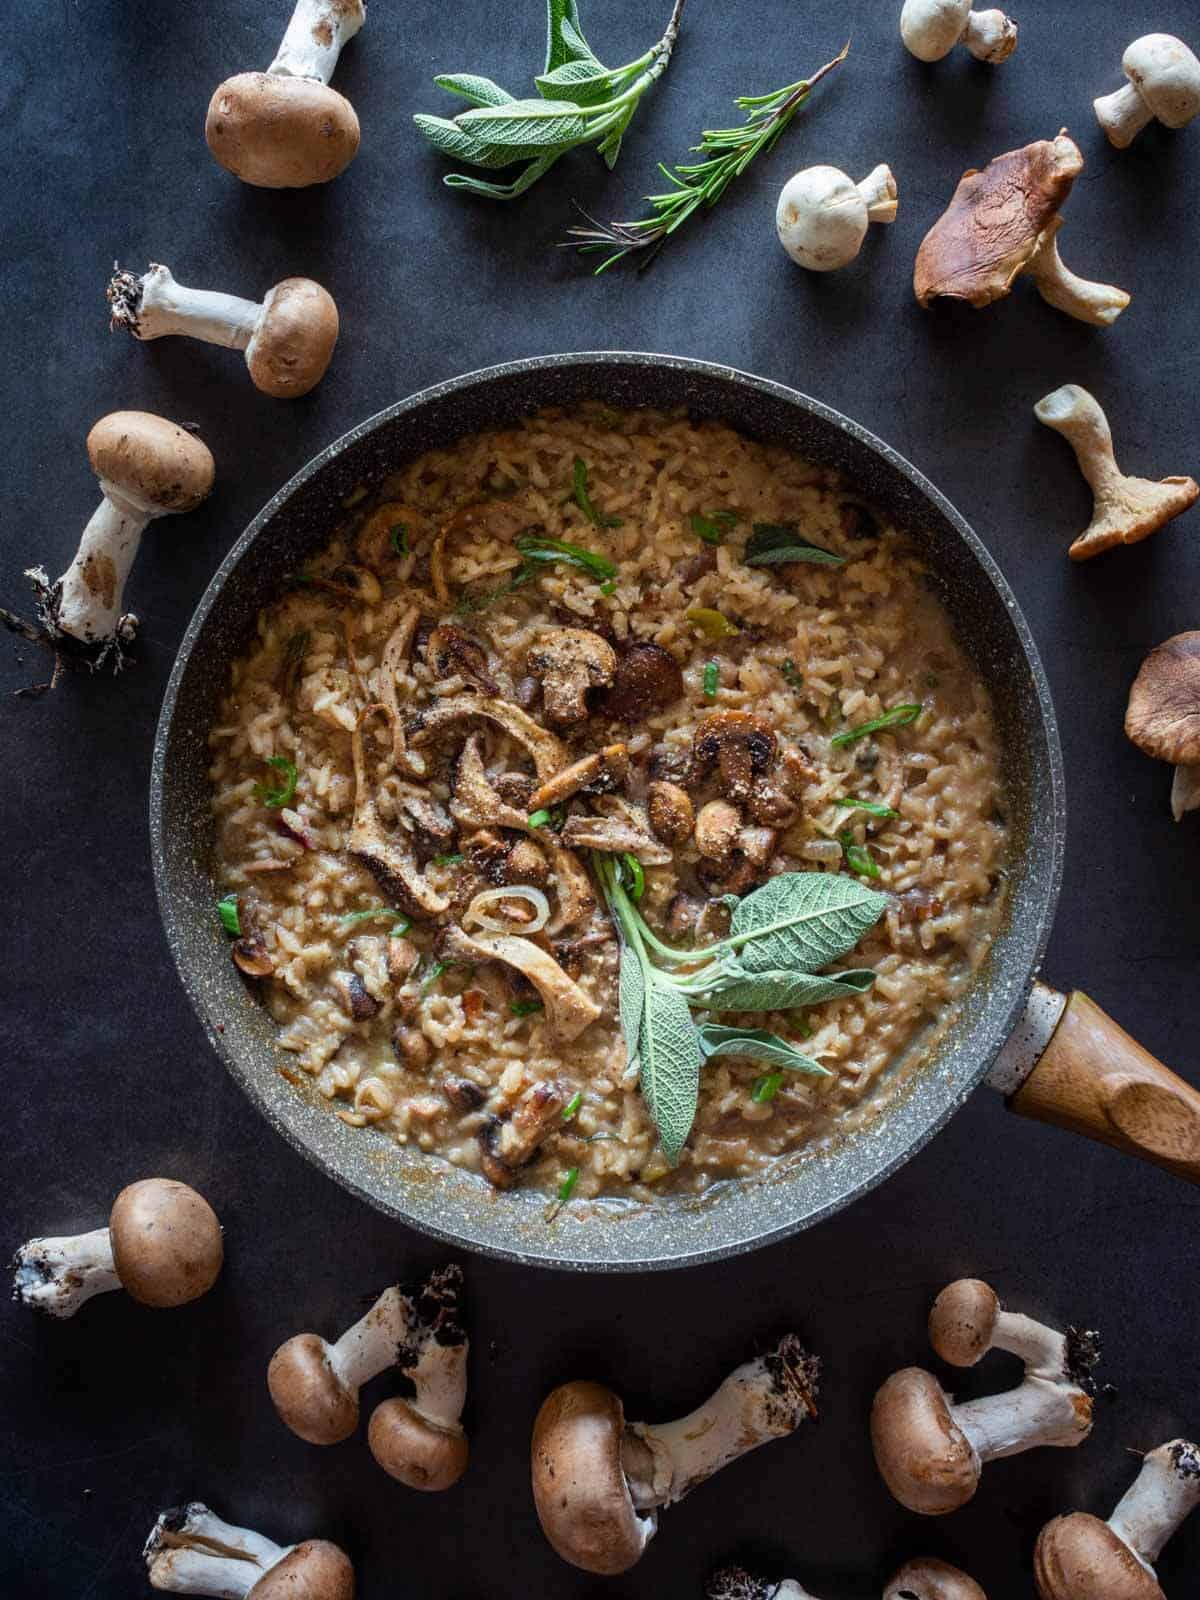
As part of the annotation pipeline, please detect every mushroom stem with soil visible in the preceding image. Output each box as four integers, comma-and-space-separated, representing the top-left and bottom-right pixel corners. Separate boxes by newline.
1035, 1439, 1200, 1600
707, 1556, 987, 1599
872, 1278, 1100, 1514
900, 0, 1017, 62
1035, 385, 1198, 560
532, 1335, 819, 1574
1094, 34, 1200, 147
1125, 632, 1200, 820
206, 0, 365, 187
108, 264, 338, 399
776, 164, 898, 272
144, 1502, 354, 1598
12, 1178, 223, 1318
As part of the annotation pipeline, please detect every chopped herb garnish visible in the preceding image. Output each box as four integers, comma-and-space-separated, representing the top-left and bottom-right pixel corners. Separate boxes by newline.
563, 1091, 584, 1121
599, 578, 617, 596
527, 808, 552, 830
833, 797, 898, 819
686, 606, 740, 640
703, 659, 719, 698
514, 533, 617, 581
752, 1073, 785, 1103
432, 853, 464, 867
217, 893, 241, 937
620, 853, 645, 902
421, 960, 447, 993
795, 1015, 814, 1039
744, 523, 845, 568
285, 571, 315, 587
690, 509, 737, 545
572, 458, 623, 528
839, 831, 881, 879
558, 1166, 580, 1202
390, 522, 410, 555
340, 907, 412, 935
781, 658, 803, 688
254, 756, 298, 809
510, 998, 544, 1018
831, 703, 922, 748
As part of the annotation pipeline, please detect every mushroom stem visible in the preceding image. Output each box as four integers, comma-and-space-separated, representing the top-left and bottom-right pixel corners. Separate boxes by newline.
624, 1335, 819, 1508
39, 491, 152, 646
11, 1226, 120, 1316
1107, 1440, 1200, 1567
109, 265, 263, 352
144, 1503, 289, 1597
406, 1338, 467, 1430
987, 1308, 1073, 1375
326, 1283, 408, 1392
268, 0, 364, 84
1093, 81, 1151, 147
1025, 219, 1131, 327
961, 8, 1019, 61
859, 163, 899, 222
953, 1374, 1090, 1461
1035, 385, 1125, 498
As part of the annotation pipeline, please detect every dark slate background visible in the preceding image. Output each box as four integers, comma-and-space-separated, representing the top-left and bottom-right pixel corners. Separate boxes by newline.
2, 2, 1199, 1596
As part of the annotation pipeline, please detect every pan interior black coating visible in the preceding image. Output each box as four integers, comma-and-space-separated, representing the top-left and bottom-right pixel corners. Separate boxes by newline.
150, 354, 1065, 1271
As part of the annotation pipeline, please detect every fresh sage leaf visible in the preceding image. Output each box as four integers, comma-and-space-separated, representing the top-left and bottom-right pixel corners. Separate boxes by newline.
618, 941, 645, 1065
685, 966, 877, 1012
638, 982, 701, 1166
697, 1024, 831, 1076
744, 523, 845, 568
433, 73, 517, 108
546, 0, 597, 71
444, 154, 562, 198
458, 98, 589, 150
726, 872, 887, 975
535, 59, 622, 106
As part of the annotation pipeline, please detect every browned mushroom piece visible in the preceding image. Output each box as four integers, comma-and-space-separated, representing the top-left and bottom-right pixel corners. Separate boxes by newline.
144, 1503, 355, 1598
505, 837, 551, 886
425, 623, 499, 694
231, 932, 275, 978
560, 806, 674, 866
439, 925, 600, 1041
331, 970, 379, 1022
477, 1080, 566, 1188
407, 691, 567, 781
694, 800, 742, 862
647, 780, 695, 844
353, 503, 423, 572
599, 640, 686, 722
691, 711, 778, 804
1125, 632, 1200, 821
349, 711, 450, 918
746, 783, 799, 827
13, 1178, 223, 1318
914, 131, 1130, 326
1034, 1439, 1200, 1600
528, 744, 630, 810
527, 628, 618, 723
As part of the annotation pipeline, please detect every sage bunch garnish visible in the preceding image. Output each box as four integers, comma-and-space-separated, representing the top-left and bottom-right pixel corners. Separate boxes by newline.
595, 854, 886, 1161
565, 40, 849, 272
415, 0, 686, 202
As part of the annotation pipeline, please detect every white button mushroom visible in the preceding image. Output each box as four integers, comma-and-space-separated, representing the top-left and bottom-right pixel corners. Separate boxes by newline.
1035, 385, 1199, 560
531, 1335, 820, 1574
872, 1278, 1101, 1514
144, 1503, 354, 1599
12, 1178, 223, 1318
776, 164, 898, 272
108, 263, 338, 399
206, 0, 365, 187
707, 1556, 987, 1599
20, 413, 214, 671
900, 0, 1017, 63
1094, 34, 1200, 148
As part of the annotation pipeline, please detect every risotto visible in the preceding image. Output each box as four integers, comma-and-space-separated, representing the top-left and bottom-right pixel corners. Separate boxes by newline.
207, 405, 1008, 1202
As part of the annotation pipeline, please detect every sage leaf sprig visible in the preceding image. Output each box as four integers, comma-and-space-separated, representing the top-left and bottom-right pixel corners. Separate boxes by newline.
565, 40, 849, 272
595, 854, 886, 1162
416, 0, 686, 201
744, 523, 845, 568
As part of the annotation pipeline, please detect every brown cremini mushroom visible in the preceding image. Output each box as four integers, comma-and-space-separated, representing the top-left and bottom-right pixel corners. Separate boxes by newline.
1125, 632, 1200, 821
914, 132, 1130, 326
108, 263, 338, 398
1035, 386, 1198, 561
477, 1079, 565, 1188
692, 711, 778, 803
1094, 34, 1200, 148
706, 1556, 986, 1599
532, 1337, 819, 1574
694, 799, 743, 862
1035, 1438, 1200, 1600
598, 640, 686, 721
13, 1178, 223, 1318
527, 627, 617, 723
144, 1503, 354, 1598
206, 0, 365, 188
647, 779, 695, 844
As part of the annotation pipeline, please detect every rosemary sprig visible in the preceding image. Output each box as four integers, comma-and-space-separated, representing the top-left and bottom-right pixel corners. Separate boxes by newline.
565, 40, 849, 273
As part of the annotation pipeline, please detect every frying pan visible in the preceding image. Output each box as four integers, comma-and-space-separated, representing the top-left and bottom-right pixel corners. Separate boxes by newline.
150, 353, 1200, 1271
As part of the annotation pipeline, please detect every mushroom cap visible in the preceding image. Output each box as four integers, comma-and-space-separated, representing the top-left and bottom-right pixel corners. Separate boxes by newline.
914, 132, 1083, 309
86, 413, 215, 515
900, 0, 973, 62
1034, 1512, 1164, 1600
598, 640, 685, 721
871, 1367, 980, 1515
206, 74, 360, 188
367, 1397, 469, 1491
928, 1278, 1000, 1367
1125, 633, 1200, 765
267, 1333, 359, 1444
107, 1178, 223, 1308
1123, 34, 1200, 128
885, 1556, 988, 1600
776, 166, 869, 271
531, 1380, 651, 1575
249, 1540, 355, 1600
246, 279, 339, 399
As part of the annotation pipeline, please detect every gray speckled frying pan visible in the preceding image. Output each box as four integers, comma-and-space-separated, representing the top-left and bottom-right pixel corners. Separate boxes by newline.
151, 354, 1200, 1273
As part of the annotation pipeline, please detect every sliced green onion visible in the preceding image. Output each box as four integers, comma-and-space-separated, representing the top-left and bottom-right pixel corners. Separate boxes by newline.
831, 703, 922, 748
527, 808, 552, 830
254, 756, 298, 809
558, 1166, 580, 1202
510, 998, 544, 1018
217, 893, 241, 937
686, 606, 740, 640
832, 797, 898, 819
598, 578, 616, 596
781, 658, 803, 688
420, 960, 447, 993
572, 458, 622, 528
621, 853, 645, 902
432, 853, 463, 867
390, 522, 410, 555
515, 533, 617, 580
563, 1092, 583, 1121
703, 660, 719, 698
341, 907, 412, 935
752, 1073, 785, 1103
690, 509, 737, 545
840, 831, 881, 879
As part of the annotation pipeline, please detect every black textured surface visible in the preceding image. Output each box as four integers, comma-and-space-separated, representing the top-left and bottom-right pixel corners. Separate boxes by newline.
2, 3, 1198, 1597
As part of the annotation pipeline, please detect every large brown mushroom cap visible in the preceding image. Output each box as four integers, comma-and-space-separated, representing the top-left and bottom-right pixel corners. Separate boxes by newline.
267, 1333, 359, 1444
107, 1179, 223, 1308
86, 413, 215, 514
928, 1279, 1001, 1368
914, 132, 1083, 309
367, 1397, 469, 1491
531, 1381, 651, 1575
885, 1556, 989, 1600
247, 279, 339, 399
1034, 1512, 1164, 1600
206, 74, 360, 188
871, 1368, 980, 1515
249, 1540, 356, 1600
1124, 633, 1200, 765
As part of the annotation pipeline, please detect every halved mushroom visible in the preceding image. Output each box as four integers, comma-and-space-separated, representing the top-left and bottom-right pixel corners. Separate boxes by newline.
647, 780, 694, 845
477, 1080, 565, 1189
529, 744, 629, 810
527, 628, 617, 723
144, 1503, 353, 1598
349, 711, 449, 917
707, 1557, 986, 1599
598, 640, 686, 722
438, 925, 600, 1041
407, 691, 567, 781
1125, 632, 1200, 820
692, 711, 779, 803
694, 800, 742, 863
426, 623, 499, 694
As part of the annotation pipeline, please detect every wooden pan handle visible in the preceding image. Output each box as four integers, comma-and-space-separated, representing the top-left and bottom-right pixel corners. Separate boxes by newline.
1008, 990, 1200, 1185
